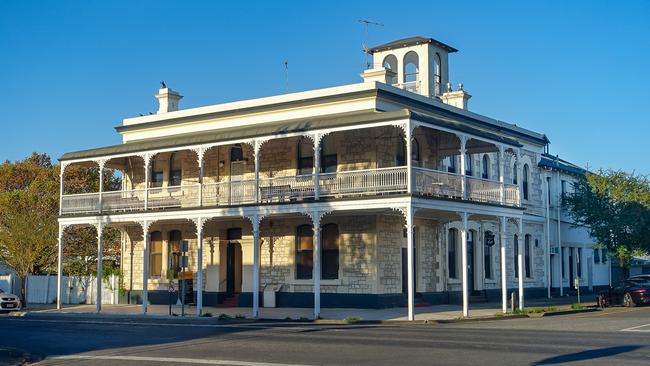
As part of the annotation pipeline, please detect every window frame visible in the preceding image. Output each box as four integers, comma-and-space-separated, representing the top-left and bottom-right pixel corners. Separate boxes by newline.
321, 223, 340, 280
484, 230, 493, 279
523, 164, 530, 200
524, 234, 532, 278
481, 154, 490, 180
448, 228, 458, 279
295, 224, 314, 280
297, 137, 314, 176
149, 231, 163, 278
514, 234, 519, 278
169, 152, 182, 187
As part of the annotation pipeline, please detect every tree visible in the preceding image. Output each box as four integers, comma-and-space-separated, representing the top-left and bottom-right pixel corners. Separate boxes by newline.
0, 153, 59, 303
564, 169, 650, 268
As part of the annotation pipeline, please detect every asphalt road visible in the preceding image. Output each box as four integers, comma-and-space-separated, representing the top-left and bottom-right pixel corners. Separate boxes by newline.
1, 307, 649, 366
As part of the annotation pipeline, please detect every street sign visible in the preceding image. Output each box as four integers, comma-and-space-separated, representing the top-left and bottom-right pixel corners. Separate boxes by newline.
168, 281, 176, 293
574, 277, 580, 289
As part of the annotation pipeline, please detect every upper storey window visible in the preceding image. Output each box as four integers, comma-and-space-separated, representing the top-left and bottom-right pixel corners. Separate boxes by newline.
403, 51, 419, 83
320, 135, 337, 173
151, 157, 164, 188
382, 54, 398, 85
169, 152, 182, 186
512, 163, 518, 185
230, 144, 244, 162
297, 137, 314, 176
465, 154, 473, 176
434, 52, 442, 95
523, 164, 530, 200
481, 155, 490, 180
447, 156, 457, 174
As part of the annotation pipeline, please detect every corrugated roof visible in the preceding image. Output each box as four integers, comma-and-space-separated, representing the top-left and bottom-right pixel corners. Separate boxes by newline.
369, 36, 458, 54
539, 153, 586, 175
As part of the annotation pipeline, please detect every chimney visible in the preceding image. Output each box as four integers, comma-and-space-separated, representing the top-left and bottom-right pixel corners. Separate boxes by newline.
360, 67, 397, 85
155, 83, 183, 114
440, 83, 471, 110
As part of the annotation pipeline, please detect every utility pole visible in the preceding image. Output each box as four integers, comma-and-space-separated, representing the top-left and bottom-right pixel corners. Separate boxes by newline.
358, 19, 384, 69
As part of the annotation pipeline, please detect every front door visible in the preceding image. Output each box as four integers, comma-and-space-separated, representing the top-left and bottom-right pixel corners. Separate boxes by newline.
569, 248, 575, 292
467, 232, 475, 293
226, 243, 236, 297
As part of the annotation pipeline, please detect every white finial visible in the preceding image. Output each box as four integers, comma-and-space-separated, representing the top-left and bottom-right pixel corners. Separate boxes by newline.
446, 82, 452, 92
458, 83, 464, 91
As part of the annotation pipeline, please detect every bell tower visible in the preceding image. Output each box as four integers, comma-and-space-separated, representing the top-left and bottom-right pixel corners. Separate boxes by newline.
361, 36, 458, 99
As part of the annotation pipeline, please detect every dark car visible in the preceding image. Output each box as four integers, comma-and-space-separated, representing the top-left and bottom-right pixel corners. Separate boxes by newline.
597, 278, 650, 307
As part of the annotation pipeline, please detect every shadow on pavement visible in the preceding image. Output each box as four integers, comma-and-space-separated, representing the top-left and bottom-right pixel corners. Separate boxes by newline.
531, 345, 644, 365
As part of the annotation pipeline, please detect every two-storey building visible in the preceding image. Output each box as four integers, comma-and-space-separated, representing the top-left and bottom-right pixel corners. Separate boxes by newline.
56, 36, 610, 320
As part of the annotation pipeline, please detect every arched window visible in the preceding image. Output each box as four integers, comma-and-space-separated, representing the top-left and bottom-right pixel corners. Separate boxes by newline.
512, 162, 518, 185
523, 164, 530, 200
465, 154, 473, 176
296, 225, 313, 279
412, 138, 421, 166
321, 223, 339, 280
482, 155, 490, 179
484, 231, 494, 279
297, 137, 314, 175
169, 152, 182, 186
149, 231, 163, 278
169, 230, 182, 279
447, 156, 457, 173
525, 234, 532, 278
434, 53, 442, 96
448, 228, 458, 279
403, 51, 419, 83
514, 234, 519, 278
151, 156, 164, 188
396, 137, 406, 166
230, 144, 244, 162
320, 135, 337, 173
382, 54, 398, 85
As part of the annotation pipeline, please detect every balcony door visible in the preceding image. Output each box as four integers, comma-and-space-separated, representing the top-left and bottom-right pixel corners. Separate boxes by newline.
229, 144, 245, 203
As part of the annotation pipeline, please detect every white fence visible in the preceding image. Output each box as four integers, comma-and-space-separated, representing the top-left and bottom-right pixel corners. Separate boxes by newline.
0, 274, 119, 305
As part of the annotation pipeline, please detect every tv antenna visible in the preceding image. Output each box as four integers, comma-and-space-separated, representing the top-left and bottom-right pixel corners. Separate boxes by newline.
358, 19, 384, 69
284, 60, 289, 93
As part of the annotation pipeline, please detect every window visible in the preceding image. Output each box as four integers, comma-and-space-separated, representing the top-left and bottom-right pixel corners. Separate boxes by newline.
594, 248, 600, 264
523, 164, 530, 200
411, 138, 420, 166
382, 54, 398, 84
230, 144, 244, 162
403, 51, 419, 83
525, 234, 532, 278
169, 152, 182, 186
320, 136, 337, 173
547, 177, 552, 205
577, 248, 582, 278
465, 154, 473, 176
601, 249, 608, 264
168, 230, 182, 279
481, 155, 490, 179
561, 247, 566, 278
297, 137, 314, 176
484, 231, 493, 279
151, 158, 164, 188
321, 224, 340, 280
296, 225, 313, 279
447, 156, 457, 173
433, 53, 442, 95
514, 234, 519, 278
512, 162, 518, 185
448, 229, 458, 279
149, 231, 163, 278
561, 180, 567, 204
396, 138, 406, 166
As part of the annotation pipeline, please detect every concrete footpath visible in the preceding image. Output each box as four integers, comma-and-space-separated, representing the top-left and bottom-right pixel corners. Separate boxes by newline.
21, 295, 593, 321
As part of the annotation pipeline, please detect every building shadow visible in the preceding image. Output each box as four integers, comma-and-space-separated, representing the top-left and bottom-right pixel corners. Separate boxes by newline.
531, 345, 644, 365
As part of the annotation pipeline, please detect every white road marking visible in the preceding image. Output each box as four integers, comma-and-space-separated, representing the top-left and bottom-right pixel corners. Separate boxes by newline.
49, 355, 313, 366
621, 323, 650, 332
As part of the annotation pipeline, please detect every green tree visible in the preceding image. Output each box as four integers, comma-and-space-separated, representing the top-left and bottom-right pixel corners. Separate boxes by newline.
564, 170, 650, 268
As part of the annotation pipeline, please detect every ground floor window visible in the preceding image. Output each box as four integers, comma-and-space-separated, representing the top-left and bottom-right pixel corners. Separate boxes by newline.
448, 228, 458, 279
296, 225, 314, 279
149, 231, 163, 278
321, 223, 339, 280
169, 230, 182, 279
514, 234, 519, 278
524, 234, 532, 278
484, 231, 493, 279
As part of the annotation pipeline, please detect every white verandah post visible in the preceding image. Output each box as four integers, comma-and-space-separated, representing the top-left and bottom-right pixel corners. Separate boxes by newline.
461, 211, 469, 317
459, 136, 468, 200
518, 217, 524, 310
56, 224, 64, 310
196, 218, 204, 316
143, 155, 150, 210
95, 222, 103, 312
254, 141, 261, 203
252, 214, 260, 319
500, 216, 507, 313
406, 206, 415, 321
141, 221, 150, 314
498, 146, 505, 205
406, 122, 413, 194
312, 212, 321, 319
313, 134, 321, 200
98, 160, 105, 214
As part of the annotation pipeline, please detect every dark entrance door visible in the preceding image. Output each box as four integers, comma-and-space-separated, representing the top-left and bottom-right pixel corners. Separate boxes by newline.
401, 246, 417, 294
226, 243, 236, 297
467, 233, 475, 293
569, 248, 575, 292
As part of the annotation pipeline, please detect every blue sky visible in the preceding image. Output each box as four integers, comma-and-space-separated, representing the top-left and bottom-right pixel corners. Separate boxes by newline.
1, 1, 648, 174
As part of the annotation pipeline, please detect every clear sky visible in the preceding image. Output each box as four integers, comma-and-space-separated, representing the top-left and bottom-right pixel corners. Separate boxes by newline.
1, 1, 648, 174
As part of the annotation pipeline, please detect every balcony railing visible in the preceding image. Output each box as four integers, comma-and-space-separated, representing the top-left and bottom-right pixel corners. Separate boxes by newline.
60, 166, 520, 215
394, 81, 421, 94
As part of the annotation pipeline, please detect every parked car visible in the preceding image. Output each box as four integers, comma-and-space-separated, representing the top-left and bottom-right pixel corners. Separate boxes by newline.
629, 274, 650, 282
0, 289, 22, 311
597, 278, 650, 308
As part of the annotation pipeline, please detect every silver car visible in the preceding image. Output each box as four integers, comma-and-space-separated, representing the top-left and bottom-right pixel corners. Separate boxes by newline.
0, 289, 22, 311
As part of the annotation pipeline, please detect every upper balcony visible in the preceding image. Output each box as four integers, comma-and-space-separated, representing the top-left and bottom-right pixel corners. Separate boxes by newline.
59, 110, 524, 216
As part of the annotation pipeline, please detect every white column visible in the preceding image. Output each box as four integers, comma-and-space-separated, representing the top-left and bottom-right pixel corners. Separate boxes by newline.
142, 221, 149, 314
254, 141, 261, 203
517, 217, 524, 310
461, 211, 469, 317
500, 216, 507, 313
406, 207, 415, 320
498, 146, 505, 205
252, 214, 260, 319
96, 223, 103, 312
556, 170, 563, 296
98, 161, 105, 214
544, 176, 552, 298
56, 225, 64, 310
405, 123, 413, 194
313, 134, 321, 200
196, 218, 204, 316
198, 153, 204, 207
459, 136, 467, 199
516, 150, 523, 205
144, 157, 150, 210
312, 212, 321, 319
59, 164, 65, 216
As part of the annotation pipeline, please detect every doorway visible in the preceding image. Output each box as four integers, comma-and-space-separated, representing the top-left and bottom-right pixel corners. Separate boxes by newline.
229, 144, 245, 204
225, 228, 242, 298
569, 248, 575, 291
467, 230, 476, 293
